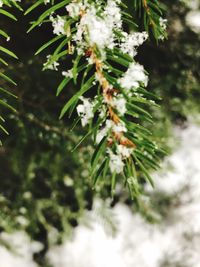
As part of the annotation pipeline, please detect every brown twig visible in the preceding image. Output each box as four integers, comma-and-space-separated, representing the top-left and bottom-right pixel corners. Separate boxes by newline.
89, 48, 136, 148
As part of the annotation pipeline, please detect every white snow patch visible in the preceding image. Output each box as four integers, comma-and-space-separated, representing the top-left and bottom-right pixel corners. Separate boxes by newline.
47, 123, 200, 267
0, 231, 43, 267
186, 10, 200, 33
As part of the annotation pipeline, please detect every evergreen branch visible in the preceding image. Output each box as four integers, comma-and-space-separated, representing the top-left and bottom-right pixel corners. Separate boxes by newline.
134, 0, 167, 40
0, 0, 19, 145
25, 0, 167, 198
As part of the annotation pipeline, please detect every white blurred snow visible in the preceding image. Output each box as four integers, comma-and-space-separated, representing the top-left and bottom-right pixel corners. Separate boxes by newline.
47, 123, 200, 267
0, 231, 43, 267
183, 0, 200, 34
186, 10, 200, 33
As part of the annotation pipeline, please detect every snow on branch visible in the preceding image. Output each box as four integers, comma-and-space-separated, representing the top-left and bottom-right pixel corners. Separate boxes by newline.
25, 0, 167, 198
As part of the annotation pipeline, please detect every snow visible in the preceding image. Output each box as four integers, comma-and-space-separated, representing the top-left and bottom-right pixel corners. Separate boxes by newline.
0, 231, 42, 267
108, 148, 125, 174
76, 97, 95, 126
50, 15, 66, 36
70, 0, 122, 51
183, 0, 200, 34
181, 0, 199, 10
118, 63, 148, 90
63, 0, 157, 170
1, 123, 200, 267
96, 119, 127, 144
152, 124, 200, 194
66, 2, 84, 18
186, 10, 200, 34
47, 123, 200, 267
112, 95, 127, 116
120, 32, 148, 57
117, 144, 133, 158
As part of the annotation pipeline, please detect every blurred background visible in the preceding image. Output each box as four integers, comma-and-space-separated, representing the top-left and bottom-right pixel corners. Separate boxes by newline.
0, 0, 200, 266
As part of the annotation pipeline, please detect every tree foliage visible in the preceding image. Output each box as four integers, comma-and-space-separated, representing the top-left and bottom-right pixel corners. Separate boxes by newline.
2, 0, 199, 264
0, 0, 167, 198
0, 0, 21, 145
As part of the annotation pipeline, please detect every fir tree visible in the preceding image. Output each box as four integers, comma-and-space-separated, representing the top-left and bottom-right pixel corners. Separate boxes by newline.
0, 0, 199, 265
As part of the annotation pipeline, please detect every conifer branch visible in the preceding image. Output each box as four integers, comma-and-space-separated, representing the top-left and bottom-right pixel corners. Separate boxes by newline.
0, 0, 19, 145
